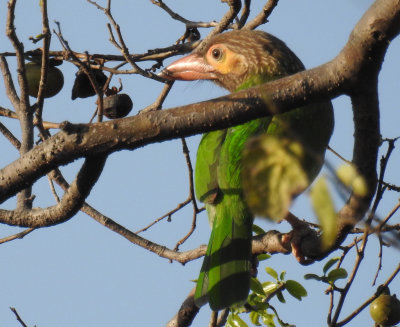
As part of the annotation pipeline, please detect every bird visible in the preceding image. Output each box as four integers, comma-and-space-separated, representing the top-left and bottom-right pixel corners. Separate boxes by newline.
159, 29, 334, 311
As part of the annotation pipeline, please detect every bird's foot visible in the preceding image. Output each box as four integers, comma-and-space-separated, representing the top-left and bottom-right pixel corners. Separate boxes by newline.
282, 212, 318, 265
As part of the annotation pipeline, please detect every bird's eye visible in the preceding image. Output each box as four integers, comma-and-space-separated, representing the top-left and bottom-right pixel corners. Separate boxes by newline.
211, 48, 223, 61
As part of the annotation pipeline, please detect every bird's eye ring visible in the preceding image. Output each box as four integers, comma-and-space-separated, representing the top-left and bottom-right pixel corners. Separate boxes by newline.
211, 48, 223, 61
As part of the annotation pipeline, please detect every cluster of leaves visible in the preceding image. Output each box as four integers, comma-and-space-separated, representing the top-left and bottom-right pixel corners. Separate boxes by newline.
227, 255, 307, 327
304, 257, 348, 289
225, 255, 349, 327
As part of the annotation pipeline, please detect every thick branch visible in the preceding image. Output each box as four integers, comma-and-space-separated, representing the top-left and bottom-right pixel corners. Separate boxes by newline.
166, 287, 199, 327
0, 72, 337, 204
0, 155, 106, 227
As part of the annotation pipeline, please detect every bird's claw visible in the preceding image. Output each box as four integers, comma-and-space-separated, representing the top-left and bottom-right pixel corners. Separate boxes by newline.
282, 212, 318, 264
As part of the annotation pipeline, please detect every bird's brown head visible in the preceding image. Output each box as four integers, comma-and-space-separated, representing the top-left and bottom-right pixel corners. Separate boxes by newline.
159, 30, 305, 92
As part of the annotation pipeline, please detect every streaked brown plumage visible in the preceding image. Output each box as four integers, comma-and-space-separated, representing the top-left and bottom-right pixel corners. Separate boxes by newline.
161, 30, 305, 92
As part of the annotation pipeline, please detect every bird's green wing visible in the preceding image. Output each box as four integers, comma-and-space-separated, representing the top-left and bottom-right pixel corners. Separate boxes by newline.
195, 118, 271, 311
195, 194, 253, 311
195, 129, 227, 206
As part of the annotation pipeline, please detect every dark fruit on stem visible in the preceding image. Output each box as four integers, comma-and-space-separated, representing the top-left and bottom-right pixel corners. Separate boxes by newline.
25, 62, 64, 98
103, 94, 133, 119
71, 69, 107, 100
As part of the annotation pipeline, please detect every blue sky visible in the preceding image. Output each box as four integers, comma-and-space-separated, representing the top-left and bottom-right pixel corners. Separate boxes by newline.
0, 0, 399, 326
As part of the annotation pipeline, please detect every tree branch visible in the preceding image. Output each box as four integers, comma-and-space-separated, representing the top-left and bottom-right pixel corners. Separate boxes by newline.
6, 0, 34, 210
166, 287, 199, 327
0, 154, 107, 227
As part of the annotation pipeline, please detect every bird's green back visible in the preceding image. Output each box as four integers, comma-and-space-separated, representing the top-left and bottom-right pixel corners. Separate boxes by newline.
194, 73, 333, 310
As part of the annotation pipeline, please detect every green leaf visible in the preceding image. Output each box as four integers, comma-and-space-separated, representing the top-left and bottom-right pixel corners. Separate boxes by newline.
323, 257, 340, 274
248, 294, 269, 310
242, 136, 309, 221
249, 311, 262, 326
227, 314, 235, 327
285, 280, 307, 300
265, 267, 278, 280
227, 314, 248, 327
257, 253, 271, 261
337, 164, 368, 196
279, 271, 286, 281
252, 224, 266, 235
250, 277, 266, 296
327, 268, 348, 283
261, 312, 276, 327
276, 290, 286, 303
304, 273, 322, 281
263, 281, 279, 294
310, 177, 337, 249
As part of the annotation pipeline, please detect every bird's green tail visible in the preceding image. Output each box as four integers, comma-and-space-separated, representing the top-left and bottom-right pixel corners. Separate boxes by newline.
194, 194, 253, 311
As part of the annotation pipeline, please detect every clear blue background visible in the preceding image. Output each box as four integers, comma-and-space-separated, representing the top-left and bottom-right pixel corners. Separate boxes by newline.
0, 0, 399, 326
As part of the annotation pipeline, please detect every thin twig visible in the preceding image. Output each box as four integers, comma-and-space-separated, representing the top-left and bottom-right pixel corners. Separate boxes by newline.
238, 0, 251, 28
10, 41, 199, 63
366, 137, 397, 225
34, 0, 51, 124
377, 200, 400, 231
46, 168, 205, 263
135, 198, 191, 234
330, 232, 369, 325
173, 138, 204, 251
327, 145, 351, 164
0, 121, 21, 149
88, 0, 165, 82
10, 307, 29, 327
181, 138, 200, 213
173, 208, 199, 252
0, 228, 35, 245
197, 0, 242, 52
150, 0, 216, 28
244, 0, 279, 30
140, 81, 174, 113
0, 106, 61, 129
381, 180, 400, 192
0, 56, 19, 108
372, 234, 384, 286
47, 175, 60, 203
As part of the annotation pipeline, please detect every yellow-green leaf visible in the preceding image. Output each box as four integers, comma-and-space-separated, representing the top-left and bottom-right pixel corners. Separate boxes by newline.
337, 164, 368, 196
263, 281, 279, 294
242, 135, 309, 221
257, 253, 271, 261
252, 224, 265, 235
250, 311, 262, 326
327, 268, 348, 283
323, 257, 340, 274
285, 280, 307, 300
265, 267, 278, 280
310, 177, 337, 249
227, 314, 248, 327
250, 277, 266, 296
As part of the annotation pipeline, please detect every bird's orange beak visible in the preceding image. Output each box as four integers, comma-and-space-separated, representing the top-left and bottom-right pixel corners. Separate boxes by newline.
158, 52, 218, 81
